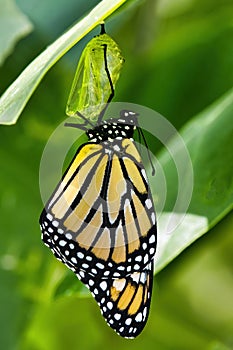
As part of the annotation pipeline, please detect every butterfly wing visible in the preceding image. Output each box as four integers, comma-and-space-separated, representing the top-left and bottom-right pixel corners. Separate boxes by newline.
40, 137, 156, 337
76, 261, 154, 338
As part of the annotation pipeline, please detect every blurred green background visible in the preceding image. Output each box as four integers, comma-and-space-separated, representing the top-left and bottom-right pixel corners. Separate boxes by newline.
0, 0, 233, 349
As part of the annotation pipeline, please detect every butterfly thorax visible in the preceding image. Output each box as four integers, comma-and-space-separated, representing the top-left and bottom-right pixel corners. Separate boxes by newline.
86, 110, 138, 143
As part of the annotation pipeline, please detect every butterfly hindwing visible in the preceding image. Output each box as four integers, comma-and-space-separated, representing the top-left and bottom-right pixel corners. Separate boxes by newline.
75, 261, 154, 338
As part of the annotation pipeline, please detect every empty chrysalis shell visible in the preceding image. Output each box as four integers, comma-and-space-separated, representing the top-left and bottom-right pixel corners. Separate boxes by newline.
66, 30, 125, 122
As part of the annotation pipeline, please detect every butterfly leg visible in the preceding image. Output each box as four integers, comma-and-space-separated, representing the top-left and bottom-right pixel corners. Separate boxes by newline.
64, 111, 95, 130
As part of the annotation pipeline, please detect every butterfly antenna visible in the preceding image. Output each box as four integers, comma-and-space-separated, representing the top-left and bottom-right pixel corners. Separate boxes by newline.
138, 127, 155, 176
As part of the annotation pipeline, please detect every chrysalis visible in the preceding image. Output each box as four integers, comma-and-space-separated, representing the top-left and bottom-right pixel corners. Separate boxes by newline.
66, 24, 124, 122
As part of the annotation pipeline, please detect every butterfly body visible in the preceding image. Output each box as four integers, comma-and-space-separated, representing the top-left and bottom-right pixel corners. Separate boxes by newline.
40, 110, 157, 338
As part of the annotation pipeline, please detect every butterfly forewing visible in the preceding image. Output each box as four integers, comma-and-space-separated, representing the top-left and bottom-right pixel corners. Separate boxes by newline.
40, 138, 156, 278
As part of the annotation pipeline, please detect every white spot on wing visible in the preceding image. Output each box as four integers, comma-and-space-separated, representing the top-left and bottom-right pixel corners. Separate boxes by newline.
143, 307, 148, 320
144, 254, 149, 264
82, 263, 89, 269
100, 281, 107, 291
149, 235, 155, 244
117, 266, 125, 271
113, 144, 120, 152
131, 273, 140, 283
125, 318, 132, 325
79, 270, 85, 278
145, 199, 152, 209
71, 257, 77, 264
150, 247, 155, 255
114, 313, 121, 320
113, 279, 126, 291
113, 272, 121, 277
140, 272, 147, 283
52, 220, 59, 227
96, 262, 104, 269
151, 213, 156, 224
135, 256, 142, 262
135, 312, 142, 322
46, 213, 53, 221
141, 169, 147, 181
107, 302, 113, 309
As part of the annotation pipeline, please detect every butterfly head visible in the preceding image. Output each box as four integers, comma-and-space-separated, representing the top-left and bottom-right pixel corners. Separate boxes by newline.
87, 110, 139, 143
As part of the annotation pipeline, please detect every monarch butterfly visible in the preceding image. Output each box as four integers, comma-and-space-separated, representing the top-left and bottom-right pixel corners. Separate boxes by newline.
39, 26, 157, 339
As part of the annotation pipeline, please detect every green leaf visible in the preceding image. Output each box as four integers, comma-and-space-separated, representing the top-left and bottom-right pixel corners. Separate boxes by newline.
154, 212, 208, 273
0, 0, 126, 125
53, 272, 90, 299
0, 0, 33, 66
154, 88, 233, 273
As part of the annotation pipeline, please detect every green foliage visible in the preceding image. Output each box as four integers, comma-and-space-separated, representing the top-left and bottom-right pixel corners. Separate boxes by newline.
0, 0, 232, 349
0, 0, 32, 66
155, 89, 233, 272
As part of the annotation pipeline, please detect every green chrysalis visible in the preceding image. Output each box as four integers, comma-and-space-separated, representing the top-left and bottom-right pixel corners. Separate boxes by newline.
66, 24, 124, 122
